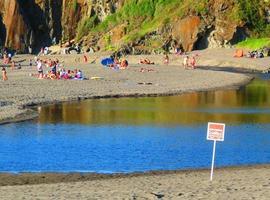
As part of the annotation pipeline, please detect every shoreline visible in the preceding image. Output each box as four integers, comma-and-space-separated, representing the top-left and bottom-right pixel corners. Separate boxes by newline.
0, 74, 252, 126
0, 164, 269, 186
1, 164, 270, 199
0, 49, 259, 125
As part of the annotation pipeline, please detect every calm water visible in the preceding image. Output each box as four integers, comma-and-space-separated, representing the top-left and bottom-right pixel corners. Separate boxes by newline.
0, 75, 270, 173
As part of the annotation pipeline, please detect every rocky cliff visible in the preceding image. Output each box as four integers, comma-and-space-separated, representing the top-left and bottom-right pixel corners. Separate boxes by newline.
0, 0, 269, 53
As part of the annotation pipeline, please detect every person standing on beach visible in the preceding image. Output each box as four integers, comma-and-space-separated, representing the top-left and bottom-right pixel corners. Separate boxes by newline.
164, 54, 169, 65
2, 67, 7, 81
190, 56, 196, 69
83, 54, 88, 63
183, 56, 189, 69
37, 59, 43, 79
11, 61, 15, 70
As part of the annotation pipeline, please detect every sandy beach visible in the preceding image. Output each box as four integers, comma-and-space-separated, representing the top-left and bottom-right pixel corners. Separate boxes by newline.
0, 165, 270, 199
1, 48, 266, 124
0, 48, 270, 199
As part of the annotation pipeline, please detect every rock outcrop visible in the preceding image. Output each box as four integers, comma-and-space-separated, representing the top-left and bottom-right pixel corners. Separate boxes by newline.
0, 0, 267, 53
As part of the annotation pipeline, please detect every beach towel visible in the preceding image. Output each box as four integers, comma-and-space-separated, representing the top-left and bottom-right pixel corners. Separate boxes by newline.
91, 76, 104, 80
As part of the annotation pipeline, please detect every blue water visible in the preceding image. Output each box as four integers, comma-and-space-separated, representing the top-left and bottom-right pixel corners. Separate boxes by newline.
0, 75, 270, 173
0, 123, 270, 173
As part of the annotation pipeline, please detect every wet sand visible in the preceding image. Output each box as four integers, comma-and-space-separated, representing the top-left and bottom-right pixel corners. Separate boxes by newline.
0, 48, 270, 199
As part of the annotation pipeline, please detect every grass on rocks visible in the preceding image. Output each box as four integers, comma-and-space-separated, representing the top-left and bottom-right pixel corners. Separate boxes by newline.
236, 38, 270, 50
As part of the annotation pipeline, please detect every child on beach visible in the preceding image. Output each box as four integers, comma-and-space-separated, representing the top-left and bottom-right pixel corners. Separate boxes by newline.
2, 67, 7, 81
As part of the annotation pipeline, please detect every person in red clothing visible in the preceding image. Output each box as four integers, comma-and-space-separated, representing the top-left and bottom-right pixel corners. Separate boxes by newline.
190, 56, 196, 69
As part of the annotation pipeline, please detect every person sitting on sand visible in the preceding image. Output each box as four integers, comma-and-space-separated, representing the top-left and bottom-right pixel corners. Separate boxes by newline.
48, 71, 57, 80
114, 57, 120, 65
75, 70, 83, 79
63, 70, 70, 80
120, 59, 128, 69
2, 67, 7, 81
59, 68, 65, 79
56, 71, 61, 79
140, 58, 154, 65
67, 70, 73, 79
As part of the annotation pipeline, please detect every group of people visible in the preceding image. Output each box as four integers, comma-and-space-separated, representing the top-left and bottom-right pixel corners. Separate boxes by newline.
38, 47, 50, 56
246, 50, 265, 58
35, 58, 84, 80
183, 55, 197, 69
139, 54, 169, 66
234, 48, 270, 59
1, 46, 199, 82
139, 53, 196, 69
140, 58, 155, 65
106, 57, 129, 69
2, 52, 13, 64
1, 49, 20, 80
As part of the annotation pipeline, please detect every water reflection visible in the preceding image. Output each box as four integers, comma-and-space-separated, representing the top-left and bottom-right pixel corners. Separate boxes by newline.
38, 77, 270, 125
1, 75, 270, 173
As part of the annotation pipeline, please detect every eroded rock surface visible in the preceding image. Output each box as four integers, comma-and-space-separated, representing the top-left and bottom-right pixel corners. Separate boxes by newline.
0, 0, 265, 53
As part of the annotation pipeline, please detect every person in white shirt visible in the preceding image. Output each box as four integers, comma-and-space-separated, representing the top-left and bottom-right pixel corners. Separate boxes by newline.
37, 59, 43, 79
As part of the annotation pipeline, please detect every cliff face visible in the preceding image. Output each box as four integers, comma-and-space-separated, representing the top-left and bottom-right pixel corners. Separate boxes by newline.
0, 0, 124, 52
0, 0, 27, 51
0, 0, 268, 53
0, 0, 63, 52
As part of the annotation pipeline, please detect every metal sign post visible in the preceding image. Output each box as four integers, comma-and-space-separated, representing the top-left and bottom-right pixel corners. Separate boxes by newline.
210, 140, 216, 181
207, 122, 225, 181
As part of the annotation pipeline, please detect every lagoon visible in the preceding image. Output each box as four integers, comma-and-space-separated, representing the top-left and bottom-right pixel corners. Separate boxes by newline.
0, 75, 270, 173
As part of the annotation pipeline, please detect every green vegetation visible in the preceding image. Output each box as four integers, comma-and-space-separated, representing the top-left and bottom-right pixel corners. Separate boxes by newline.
75, 0, 270, 50
236, 0, 270, 37
76, 15, 98, 40
72, 0, 78, 11
104, 34, 117, 51
76, 0, 211, 42
236, 38, 270, 50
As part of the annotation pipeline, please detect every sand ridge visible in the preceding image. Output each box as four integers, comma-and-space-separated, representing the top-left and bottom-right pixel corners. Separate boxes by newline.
0, 48, 259, 124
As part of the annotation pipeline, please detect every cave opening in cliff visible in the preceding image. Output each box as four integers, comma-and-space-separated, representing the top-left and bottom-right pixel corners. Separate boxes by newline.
229, 27, 247, 46
0, 14, 6, 47
17, 0, 63, 52
193, 27, 215, 50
